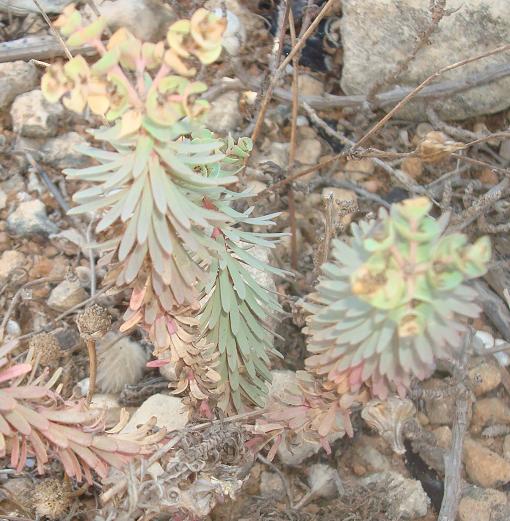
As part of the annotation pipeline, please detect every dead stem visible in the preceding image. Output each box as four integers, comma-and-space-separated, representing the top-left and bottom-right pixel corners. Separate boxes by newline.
32, 0, 73, 60
86, 338, 97, 405
355, 43, 510, 150
437, 334, 472, 521
288, 8, 299, 271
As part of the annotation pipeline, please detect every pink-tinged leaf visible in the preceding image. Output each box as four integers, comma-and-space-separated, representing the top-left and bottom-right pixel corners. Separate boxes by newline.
94, 447, 130, 469
16, 436, 27, 473
29, 429, 48, 466
199, 400, 213, 419
343, 413, 354, 438
0, 413, 13, 435
119, 310, 143, 333
146, 359, 170, 368
0, 363, 32, 384
266, 434, 282, 462
40, 408, 99, 425
319, 436, 332, 455
51, 423, 93, 446
10, 432, 19, 468
166, 317, 177, 335
40, 425, 69, 448
318, 404, 337, 438
68, 441, 101, 472
111, 438, 142, 455
129, 284, 147, 311
92, 436, 119, 452
0, 392, 16, 412
4, 409, 31, 435
58, 448, 81, 481
15, 404, 50, 432
4, 385, 50, 400
83, 461, 94, 485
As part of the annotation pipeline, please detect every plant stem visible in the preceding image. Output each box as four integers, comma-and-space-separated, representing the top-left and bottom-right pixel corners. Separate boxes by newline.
86, 338, 97, 405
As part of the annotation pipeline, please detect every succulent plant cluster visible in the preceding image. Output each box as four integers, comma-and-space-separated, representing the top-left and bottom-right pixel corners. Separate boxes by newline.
304, 197, 490, 399
0, 340, 164, 481
41, 5, 285, 414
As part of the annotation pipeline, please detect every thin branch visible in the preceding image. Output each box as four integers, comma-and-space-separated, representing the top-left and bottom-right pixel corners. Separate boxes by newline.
355, 43, 510, 149
32, 0, 73, 60
257, 454, 294, 509
288, 6, 300, 271
437, 334, 471, 521
85, 338, 97, 405
203, 61, 510, 111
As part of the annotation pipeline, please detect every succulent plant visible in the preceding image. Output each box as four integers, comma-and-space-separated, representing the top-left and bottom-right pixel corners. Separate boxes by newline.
255, 370, 359, 458
304, 197, 491, 399
41, 6, 284, 413
0, 340, 165, 482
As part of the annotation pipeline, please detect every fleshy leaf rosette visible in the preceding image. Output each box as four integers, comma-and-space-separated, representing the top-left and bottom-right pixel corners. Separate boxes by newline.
40, 7, 285, 414
0, 341, 165, 482
304, 197, 491, 398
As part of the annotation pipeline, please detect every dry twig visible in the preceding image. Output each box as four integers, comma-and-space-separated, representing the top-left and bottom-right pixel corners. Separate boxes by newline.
438, 334, 472, 521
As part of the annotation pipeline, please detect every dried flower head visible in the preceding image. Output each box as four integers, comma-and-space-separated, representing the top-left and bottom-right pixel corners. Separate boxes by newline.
33, 478, 72, 520
361, 396, 416, 454
97, 333, 148, 393
304, 197, 491, 398
29, 332, 61, 367
76, 304, 111, 339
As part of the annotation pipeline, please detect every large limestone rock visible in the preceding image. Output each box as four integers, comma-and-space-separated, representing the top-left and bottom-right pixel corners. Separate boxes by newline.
340, 0, 510, 120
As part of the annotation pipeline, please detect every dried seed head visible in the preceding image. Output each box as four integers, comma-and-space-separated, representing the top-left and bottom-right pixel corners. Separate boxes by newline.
76, 304, 111, 339
33, 478, 72, 520
361, 396, 416, 454
29, 332, 62, 366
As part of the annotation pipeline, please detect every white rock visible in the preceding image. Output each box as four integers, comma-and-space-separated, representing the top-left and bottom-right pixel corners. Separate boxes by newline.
122, 393, 189, 434
6, 319, 21, 338
341, 0, 510, 121
205, 91, 242, 134
10, 90, 64, 138
298, 74, 324, 97
41, 132, 90, 169
361, 471, 430, 519
0, 61, 38, 109
294, 138, 322, 165
253, 142, 289, 171
473, 330, 510, 367
7, 199, 59, 236
246, 179, 267, 195
94, 0, 176, 41
0, 250, 26, 283
47, 279, 88, 311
